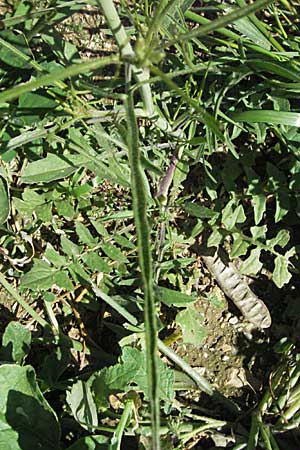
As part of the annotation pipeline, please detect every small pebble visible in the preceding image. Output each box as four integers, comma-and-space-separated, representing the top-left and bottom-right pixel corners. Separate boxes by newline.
229, 316, 239, 325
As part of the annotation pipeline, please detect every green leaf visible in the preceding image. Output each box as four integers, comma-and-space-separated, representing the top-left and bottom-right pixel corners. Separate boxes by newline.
155, 286, 196, 307
250, 225, 267, 240
82, 253, 111, 273
55, 198, 75, 219
230, 233, 250, 258
252, 194, 266, 225
113, 234, 136, 250
92, 347, 174, 406
176, 305, 207, 346
90, 219, 109, 237
21, 259, 73, 291
21, 153, 87, 184
0, 176, 9, 224
0, 31, 31, 68
0, 364, 60, 450
231, 110, 300, 126
240, 248, 263, 275
66, 435, 109, 450
101, 242, 129, 264
68, 262, 91, 285
222, 201, 246, 230
75, 222, 97, 246
61, 236, 82, 258
207, 228, 223, 247
44, 244, 68, 268
267, 230, 290, 249
13, 188, 48, 219
66, 380, 98, 432
275, 191, 289, 223
68, 128, 130, 187
273, 255, 292, 288
232, 16, 271, 49
18, 92, 57, 124
39, 346, 71, 389
0, 322, 31, 364
185, 202, 218, 219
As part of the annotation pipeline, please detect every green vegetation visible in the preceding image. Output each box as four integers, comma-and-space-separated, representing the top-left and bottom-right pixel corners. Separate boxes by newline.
0, 0, 300, 449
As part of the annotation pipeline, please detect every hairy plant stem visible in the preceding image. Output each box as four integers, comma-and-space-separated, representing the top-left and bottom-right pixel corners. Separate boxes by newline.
126, 92, 160, 449
96, 0, 154, 117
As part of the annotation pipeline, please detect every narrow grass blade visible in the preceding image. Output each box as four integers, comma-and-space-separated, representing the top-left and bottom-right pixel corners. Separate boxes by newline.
0, 272, 48, 328
0, 36, 66, 89
91, 284, 138, 326
172, 0, 273, 44
231, 110, 300, 126
150, 65, 223, 139
0, 55, 119, 103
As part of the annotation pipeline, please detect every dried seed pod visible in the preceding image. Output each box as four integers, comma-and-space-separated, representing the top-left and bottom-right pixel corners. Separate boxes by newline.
196, 245, 271, 329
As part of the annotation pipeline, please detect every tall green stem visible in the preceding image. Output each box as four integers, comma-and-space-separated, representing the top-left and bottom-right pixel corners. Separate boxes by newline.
125, 92, 160, 449
96, 0, 154, 116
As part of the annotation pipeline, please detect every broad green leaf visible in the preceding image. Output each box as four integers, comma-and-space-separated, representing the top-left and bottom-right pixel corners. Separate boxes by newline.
267, 229, 290, 249
207, 228, 223, 247
66, 380, 98, 432
0, 365, 60, 450
44, 243, 68, 268
66, 435, 109, 450
231, 110, 300, 126
82, 253, 111, 273
68, 262, 91, 285
21, 259, 73, 291
240, 248, 263, 275
75, 222, 97, 246
230, 233, 250, 258
18, 92, 57, 124
61, 236, 82, 258
128, 349, 174, 404
0, 176, 9, 224
206, 290, 226, 309
113, 234, 136, 250
155, 286, 196, 307
90, 219, 109, 237
39, 346, 71, 389
92, 347, 174, 408
275, 192, 289, 223
55, 198, 75, 219
21, 153, 87, 184
185, 202, 218, 219
13, 188, 48, 219
0, 322, 31, 364
252, 194, 266, 225
68, 128, 130, 187
273, 255, 292, 288
176, 305, 207, 346
232, 17, 271, 49
0, 31, 31, 68
250, 225, 267, 240
101, 242, 129, 264
36, 202, 53, 222
222, 201, 246, 230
